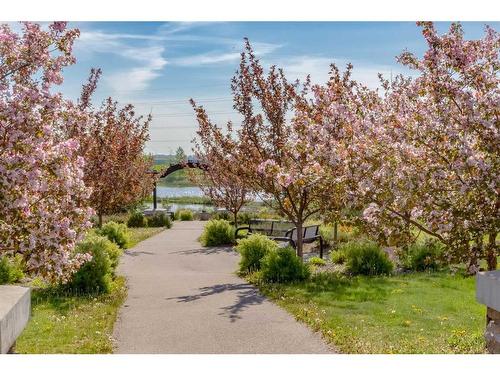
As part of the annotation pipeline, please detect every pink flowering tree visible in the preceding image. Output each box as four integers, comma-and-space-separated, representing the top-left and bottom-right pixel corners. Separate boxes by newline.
296, 64, 381, 231
348, 22, 499, 272
76, 69, 155, 227
193, 40, 327, 258
0, 22, 93, 282
191, 100, 251, 226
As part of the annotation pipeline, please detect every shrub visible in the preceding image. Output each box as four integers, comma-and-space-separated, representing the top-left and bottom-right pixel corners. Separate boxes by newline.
96, 221, 130, 249
69, 235, 115, 293
308, 256, 326, 266
0, 255, 25, 284
319, 224, 358, 246
212, 210, 231, 221
236, 211, 254, 225
261, 247, 311, 283
200, 219, 235, 246
148, 212, 172, 228
330, 250, 347, 265
106, 242, 123, 272
340, 240, 393, 276
178, 209, 194, 221
236, 234, 278, 274
127, 211, 148, 227
402, 239, 443, 271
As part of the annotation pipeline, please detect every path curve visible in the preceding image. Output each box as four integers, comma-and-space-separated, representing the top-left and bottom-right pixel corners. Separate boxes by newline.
113, 221, 333, 353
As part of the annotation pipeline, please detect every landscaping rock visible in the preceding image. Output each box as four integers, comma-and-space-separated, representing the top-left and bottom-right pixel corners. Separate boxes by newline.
476, 270, 500, 354
0, 285, 31, 353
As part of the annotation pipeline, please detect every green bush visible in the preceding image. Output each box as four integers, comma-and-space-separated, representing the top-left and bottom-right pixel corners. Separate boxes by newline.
319, 224, 358, 246
236, 212, 255, 225
106, 242, 123, 272
236, 234, 278, 274
330, 250, 347, 264
261, 247, 311, 283
96, 221, 130, 249
200, 219, 235, 246
340, 240, 393, 276
69, 235, 115, 293
402, 239, 443, 271
211, 210, 231, 221
178, 209, 194, 221
308, 256, 326, 266
127, 211, 148, 228
148, 212, 172, 228
0, 255, 25, 284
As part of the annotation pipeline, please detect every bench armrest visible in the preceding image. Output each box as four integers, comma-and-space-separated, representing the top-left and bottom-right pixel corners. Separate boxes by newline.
271, 236, 296, 248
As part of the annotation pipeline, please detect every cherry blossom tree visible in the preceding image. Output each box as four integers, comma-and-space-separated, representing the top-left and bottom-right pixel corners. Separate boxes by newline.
193, 40, 327, 258
76, 71, 156, 226
191, 100, 251, 226
345, 22, 499, 272
295, 63, 381, 232
0, 22, 93, 282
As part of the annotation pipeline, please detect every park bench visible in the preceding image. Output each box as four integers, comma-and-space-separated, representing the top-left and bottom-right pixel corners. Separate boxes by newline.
235, 219, 324, 258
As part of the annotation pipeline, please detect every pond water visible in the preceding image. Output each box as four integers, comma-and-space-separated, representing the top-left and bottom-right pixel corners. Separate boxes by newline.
155, 186, 203, 198
148, 185, 262, 212
146, 186, 210, 212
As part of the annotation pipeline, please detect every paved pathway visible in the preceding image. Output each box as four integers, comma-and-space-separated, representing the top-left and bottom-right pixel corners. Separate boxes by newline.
113, 221, 333, 353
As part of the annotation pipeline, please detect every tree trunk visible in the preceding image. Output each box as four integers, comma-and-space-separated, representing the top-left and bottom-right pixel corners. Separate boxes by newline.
98, 212, 103, 228
486, 231, 498, 271
233, 210, 238, 228
333, 222, 338, 244
467, 237, 483, 275
296, 221, 304, 259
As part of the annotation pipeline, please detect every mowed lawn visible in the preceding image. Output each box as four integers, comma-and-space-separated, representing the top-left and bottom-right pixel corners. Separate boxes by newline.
15, 227, 164, 354
15, 278, 126, 354
257, 271, 486, 354
128, 227, 165, 247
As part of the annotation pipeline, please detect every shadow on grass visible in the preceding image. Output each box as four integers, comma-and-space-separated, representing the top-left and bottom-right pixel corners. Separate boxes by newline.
270, 272, 399, 304
166, 282, 265, 322
285, 271, 463, 305
30, 285, 111, 315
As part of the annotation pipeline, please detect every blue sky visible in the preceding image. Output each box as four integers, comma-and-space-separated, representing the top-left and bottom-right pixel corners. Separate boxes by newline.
53, 21, 499, 154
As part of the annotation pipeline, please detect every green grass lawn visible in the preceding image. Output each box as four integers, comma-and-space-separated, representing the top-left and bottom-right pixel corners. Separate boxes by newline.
128, 226, 165, 247
15, 277, 126, 354
255, 271, 487, 353
15, 226, 163, 354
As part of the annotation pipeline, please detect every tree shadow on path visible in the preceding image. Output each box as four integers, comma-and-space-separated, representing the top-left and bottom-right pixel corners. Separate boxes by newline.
124, 250, 155, 257
167, 283, 266, 322
171, 246, 235, 256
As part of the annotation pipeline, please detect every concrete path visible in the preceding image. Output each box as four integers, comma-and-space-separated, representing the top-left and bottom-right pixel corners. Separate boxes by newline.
113, 221, 333, 353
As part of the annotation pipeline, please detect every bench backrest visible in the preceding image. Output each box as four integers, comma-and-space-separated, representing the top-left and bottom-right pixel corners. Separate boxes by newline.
248, 219, 294, 236
287, 225, 319, 241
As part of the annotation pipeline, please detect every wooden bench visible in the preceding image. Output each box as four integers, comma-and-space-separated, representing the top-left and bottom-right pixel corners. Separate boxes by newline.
235, 220, 325, 258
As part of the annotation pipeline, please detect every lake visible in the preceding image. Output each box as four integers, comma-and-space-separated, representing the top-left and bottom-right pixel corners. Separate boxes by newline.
155, 186, 203, 198
148, 185, 262, 212
147, 186, 210, 212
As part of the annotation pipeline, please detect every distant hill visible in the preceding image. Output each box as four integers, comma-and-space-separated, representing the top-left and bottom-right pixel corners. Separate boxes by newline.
152, 154, 178, 165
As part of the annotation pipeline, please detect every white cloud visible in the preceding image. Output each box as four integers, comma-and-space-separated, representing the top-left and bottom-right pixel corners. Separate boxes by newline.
276, 55, 413, 89
76, 29, 168, 95
168, 42, 282, 66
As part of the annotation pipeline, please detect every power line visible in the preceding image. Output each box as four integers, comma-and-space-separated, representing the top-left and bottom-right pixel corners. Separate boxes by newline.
148, 139, 194, 142
128, 97, 234, 105
151, 111, 237, 118
66, 82, 233, 95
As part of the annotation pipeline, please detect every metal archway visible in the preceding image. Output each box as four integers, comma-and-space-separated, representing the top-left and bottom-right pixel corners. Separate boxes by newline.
150, 159, 208, 210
